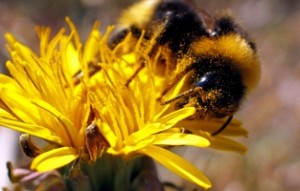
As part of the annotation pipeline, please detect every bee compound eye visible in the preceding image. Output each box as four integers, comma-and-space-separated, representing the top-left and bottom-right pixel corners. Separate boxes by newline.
195, 72, 220, 90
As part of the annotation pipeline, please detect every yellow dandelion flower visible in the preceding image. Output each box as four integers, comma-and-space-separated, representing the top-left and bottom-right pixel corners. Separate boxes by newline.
0, 18, 102, 171
87, 56, 212, 188
80, 24, 247, 189
0, 18, 248, 190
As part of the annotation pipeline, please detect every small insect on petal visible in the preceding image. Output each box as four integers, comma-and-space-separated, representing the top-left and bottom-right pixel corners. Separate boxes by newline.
85, 122, 110, 162
19, 134, 41, 158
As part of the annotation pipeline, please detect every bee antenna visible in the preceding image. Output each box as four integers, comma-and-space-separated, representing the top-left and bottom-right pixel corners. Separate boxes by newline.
160, 87, 203, 105
211, 115, 233, 136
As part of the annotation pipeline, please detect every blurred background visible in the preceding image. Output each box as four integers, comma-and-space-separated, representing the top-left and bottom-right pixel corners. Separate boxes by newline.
0, 0, 300, 190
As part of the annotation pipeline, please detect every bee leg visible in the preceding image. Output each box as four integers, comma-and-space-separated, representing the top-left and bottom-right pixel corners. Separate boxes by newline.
125, 60, 146, 86
211, 115, 233, 136
160, 88, 193, 105
157, 83, 175, 103
159, 87, 204, 105
72, 63, 102, 86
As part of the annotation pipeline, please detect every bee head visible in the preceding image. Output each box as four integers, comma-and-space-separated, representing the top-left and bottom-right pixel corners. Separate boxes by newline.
162, 58, 246, 119
192, 58, 246, 115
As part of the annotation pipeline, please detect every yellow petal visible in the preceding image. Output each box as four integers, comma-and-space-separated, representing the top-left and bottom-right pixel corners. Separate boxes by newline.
1, 89, 47, 124
0, 109, 64, 145
65, 17, 81, 49
63, 38, 80, 76
139, 145, 211, 189
0, 74, 22, 92
5, 33, 39, 65
180, 118, 248, 137
83, 22, 101, 64
35, 26, 51, 57
126, 107, 196, 145
153, 133, 210, 147
97, 121, 118, 148
43, 29, 65, 59
31, 147, 78, 172
157, 107, 196, 127
153, 76, 188, 121
108, 137, 154, 156
4, 61, 41, 96
209, 136, 247, 154
125, 123, 160, 146
195, 131, 247, 154
30, 98, 76, 147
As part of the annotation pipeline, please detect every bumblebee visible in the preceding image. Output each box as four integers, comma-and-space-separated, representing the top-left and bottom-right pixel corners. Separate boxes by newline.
110, 0, 261, 135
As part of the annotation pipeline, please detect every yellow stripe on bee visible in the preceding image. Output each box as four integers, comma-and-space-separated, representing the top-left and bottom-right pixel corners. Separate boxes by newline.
119, 0, 160, 28
191, 34, 260, 91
